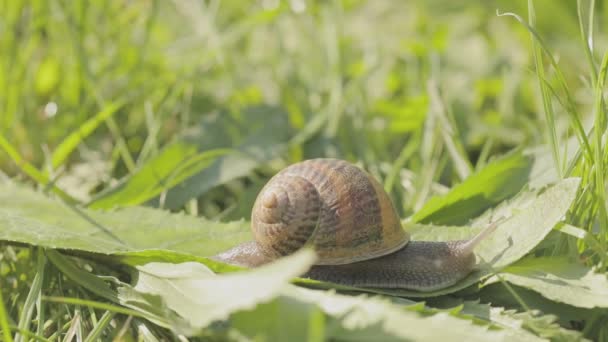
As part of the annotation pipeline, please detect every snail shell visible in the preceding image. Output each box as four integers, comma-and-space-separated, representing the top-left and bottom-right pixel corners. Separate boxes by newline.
251, 158, 408, 265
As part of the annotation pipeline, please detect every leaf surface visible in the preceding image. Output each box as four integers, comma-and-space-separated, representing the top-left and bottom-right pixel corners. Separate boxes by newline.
0, 182, 250, 255
488, 257, 608, 309
89, 106, 290, 210
478, 282, 600, 330
118, 249, 316, 333
412, 151, 533, 225
118, 255, 510, 340
459, 301, 587, 341
256, 286, 508, 342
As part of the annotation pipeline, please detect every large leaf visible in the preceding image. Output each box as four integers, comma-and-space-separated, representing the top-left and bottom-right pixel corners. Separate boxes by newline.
418, 297, 582, 341
412, 150, 533, 225
0, 182, 250, 256
124, 259, 510, 341
88, 105, 290, 210
45, 244, 512, 340
243, 286, 509, 342
118, 249, 316, 334
88, 145, 233, 209
478, 282, 601, 329
44, 248, 571, 340
458, 301, 588, 341
487, 257, 608, 309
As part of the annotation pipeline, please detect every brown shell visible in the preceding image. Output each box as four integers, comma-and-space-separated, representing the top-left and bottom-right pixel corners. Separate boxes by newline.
251, 158, 409, 265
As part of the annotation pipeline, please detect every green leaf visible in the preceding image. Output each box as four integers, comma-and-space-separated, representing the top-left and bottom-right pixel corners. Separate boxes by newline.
45, 247, 510, 341
0, 182, 250, 256
230, 293, 326, 341
112, 250, 241, 273
233, 286, 511, 341
525, 137, 580, 190
459, 301, 587, 342
250, 286, 509, 342
488, 257, 608, 309
412, 151, 533, 225
89, 145, 233, 209
478, 283, 600, 332
42, 246, 511, 340
118, 249, 316, 334
88, 106, 290, 210
423, 298, 581, 341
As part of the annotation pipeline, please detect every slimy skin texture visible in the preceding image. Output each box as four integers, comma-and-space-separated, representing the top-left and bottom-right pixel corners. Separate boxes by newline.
214, 239, 477, 291
305, 240, 476, 291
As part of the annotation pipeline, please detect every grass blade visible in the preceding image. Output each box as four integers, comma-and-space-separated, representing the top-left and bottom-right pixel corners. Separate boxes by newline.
0, 280, 14, 342
83, 311, 115, 342
577, 0, 598, 84
497, 8, 593, 164
43, 297, 146, 319
133, 320, 161, 342
528, 0, 561, 179
592, 51, 608, 254
51, 101, 125, 169
15, 248, 46, 342
88, 147, 233, 209
384, 135, 419, 193
8, 326, 49, 342
427, 80, 472, 180
61, 309, 80, 342
0, 134, 75, 202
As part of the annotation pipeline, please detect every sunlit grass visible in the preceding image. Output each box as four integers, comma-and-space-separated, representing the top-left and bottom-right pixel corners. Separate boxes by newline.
1, 0, 608, 340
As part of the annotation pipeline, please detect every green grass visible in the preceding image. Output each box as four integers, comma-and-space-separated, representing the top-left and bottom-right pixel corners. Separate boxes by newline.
1, 0, 608, 340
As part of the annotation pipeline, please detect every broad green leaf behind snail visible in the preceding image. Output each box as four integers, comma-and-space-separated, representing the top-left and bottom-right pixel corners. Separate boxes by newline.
213, 158, 498, 292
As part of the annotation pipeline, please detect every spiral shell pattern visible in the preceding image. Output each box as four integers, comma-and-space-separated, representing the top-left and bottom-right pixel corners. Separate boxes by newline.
251, 158, 409, 265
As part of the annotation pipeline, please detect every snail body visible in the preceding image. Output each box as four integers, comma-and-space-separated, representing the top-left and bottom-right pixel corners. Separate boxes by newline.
214, 158, 497, 292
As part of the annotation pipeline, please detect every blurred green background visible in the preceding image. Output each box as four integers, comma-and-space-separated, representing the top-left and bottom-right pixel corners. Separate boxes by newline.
3, 1, 608, 340
0, 0, 603, 217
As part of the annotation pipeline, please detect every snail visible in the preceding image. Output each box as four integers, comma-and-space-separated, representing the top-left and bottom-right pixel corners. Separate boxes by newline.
213, 158, 498, 292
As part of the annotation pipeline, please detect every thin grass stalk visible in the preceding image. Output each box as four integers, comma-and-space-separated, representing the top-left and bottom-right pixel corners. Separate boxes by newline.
0, 134, 76, 203
0, 279, 14, 342
426, 80, 472, 180
497, 9, 593, 162
43, 297, 149, 320
8, 326, 49, 342
15, 248, 46, 342
528, 0, 562, 179
578, 0, 598, 84
592, 52, 608, 258
84, 311, 115, 342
